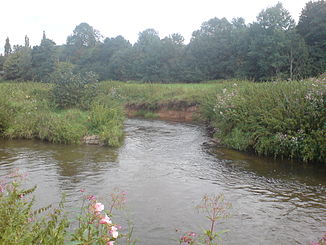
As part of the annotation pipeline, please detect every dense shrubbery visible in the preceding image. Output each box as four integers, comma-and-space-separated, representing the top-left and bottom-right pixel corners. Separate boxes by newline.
50, 62, 99, 109
201, 80, 326, 163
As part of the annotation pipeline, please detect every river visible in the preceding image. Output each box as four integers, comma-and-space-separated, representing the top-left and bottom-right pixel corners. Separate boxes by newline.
0, 119, 325, 244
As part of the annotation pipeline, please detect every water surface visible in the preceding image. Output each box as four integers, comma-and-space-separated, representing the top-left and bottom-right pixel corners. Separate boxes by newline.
0, 119, 325, 244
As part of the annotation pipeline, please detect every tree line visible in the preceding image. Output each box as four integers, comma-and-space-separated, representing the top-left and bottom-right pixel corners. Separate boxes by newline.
0, 1, 325, 83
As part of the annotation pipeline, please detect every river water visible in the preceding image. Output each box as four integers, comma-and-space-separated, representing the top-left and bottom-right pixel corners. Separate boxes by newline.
0, 119, 325, 244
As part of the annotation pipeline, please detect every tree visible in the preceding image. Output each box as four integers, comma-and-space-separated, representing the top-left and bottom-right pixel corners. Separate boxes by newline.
297, 0, 326, 76
4, 37, 12, 57
0, 55, 6, 73
245, 3, 298, 80
75, 35, 131, 80
3, 46, 32, 81
133, 29, 164, 82
187, 17, 236, 80
24, 35, 30, 48
107, 47, 137, 81
65, 23, 102, 64
159, 33, 187, 82
67, 23, 101, 48
31, 32, 57, 82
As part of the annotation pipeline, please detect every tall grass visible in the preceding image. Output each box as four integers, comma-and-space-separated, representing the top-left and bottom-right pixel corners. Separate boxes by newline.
96, 81, 218, 107
201, 80, 326, 163
0, 82, 125, 147
1, 80, 325, 162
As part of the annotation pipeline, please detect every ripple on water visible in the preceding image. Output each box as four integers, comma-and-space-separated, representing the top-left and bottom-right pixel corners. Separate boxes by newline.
0, 119, 325, 245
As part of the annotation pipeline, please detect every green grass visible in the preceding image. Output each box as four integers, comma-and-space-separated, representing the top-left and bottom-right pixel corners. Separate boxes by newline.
0, 82, 124, 147
1, 79, 325, 163
200, 80, 326, 163
96, 81, 219, 107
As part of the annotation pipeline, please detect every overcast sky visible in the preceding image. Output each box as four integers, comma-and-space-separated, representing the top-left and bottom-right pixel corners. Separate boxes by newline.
1, 0, 309, 53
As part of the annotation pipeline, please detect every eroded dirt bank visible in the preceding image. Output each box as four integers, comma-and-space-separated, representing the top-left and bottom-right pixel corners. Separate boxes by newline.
124, 101, 199, 122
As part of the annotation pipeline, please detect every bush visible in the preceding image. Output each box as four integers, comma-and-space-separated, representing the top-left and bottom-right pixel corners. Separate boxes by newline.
0, 171, 69, 244
201, 81, 326, 163
0, 171, 130, 245
88, 100, 125, 147
50, 62, 98, 109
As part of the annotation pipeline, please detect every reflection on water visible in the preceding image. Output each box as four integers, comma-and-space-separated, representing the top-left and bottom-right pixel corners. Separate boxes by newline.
0, 119, 325, 245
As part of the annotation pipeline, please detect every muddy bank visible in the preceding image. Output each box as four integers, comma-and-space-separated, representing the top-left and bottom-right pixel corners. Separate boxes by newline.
124, 101, 198, 122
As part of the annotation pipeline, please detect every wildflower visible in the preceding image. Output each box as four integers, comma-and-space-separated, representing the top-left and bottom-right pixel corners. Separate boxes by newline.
87, 195, 96, 201
110, 226, 119, 238
100, 214, 112, 224
180, 234, 194, 244
310, 242, 319, 245
107, 241, 115, 245
93, 202, 104, 213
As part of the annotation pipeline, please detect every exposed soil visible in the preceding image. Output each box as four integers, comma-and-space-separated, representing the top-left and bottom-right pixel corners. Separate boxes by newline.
125, 101, 199, 122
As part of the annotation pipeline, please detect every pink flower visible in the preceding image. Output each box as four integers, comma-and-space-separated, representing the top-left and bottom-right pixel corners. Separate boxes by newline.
107, 241, 114, 245
93, 202, 104, 213
100, 214, 112, 224
310, 242, 319, 245
110, 226, 119, 238
87, 195, 96, 201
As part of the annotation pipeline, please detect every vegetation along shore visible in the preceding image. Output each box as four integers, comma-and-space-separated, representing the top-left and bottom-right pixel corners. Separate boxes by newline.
0, 0, 325, 164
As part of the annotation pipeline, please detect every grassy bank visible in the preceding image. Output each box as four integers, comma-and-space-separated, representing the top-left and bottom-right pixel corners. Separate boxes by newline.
95, 81, 218, 110
97, 79, 325, 163
1, 79, 325, 163
200, 80, 326, 163
0, 82, 124, 147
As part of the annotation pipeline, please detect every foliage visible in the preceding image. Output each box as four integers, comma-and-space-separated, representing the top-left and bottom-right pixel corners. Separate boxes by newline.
2, 0, 326, 83
4, 37, 12, 56
297, 0, 326, 76
0, 170, 69, 245
178, 194, 231, 245
50, 62, 98, 109
0, 82, 124, 146
88, 100, 125, 147
67, 22, 101, 48
3, 46, 32, 81
31, 33, 57, 82
201, 80, 326, 163
0, 171, 134, 245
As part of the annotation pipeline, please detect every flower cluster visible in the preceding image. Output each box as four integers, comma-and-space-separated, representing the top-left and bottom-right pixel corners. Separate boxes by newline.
180, 232, 197, 244
88, 199, 120, 244
212, 87, 238, 117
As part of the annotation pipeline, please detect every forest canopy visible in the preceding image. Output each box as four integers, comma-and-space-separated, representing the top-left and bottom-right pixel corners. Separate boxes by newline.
1, 1, 326, 83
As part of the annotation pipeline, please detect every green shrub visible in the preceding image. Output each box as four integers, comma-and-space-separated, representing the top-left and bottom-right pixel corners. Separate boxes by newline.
89, 100, 125, 147
37, 110, 87, 144
50, 62, 98, 109
0, 171, 69, 244
201, 81, 326, 163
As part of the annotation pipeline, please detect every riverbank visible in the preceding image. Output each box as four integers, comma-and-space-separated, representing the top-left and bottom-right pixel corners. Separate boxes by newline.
0, 83, 124, 147
97, 79, 325, 163
0, 79, 325, 163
